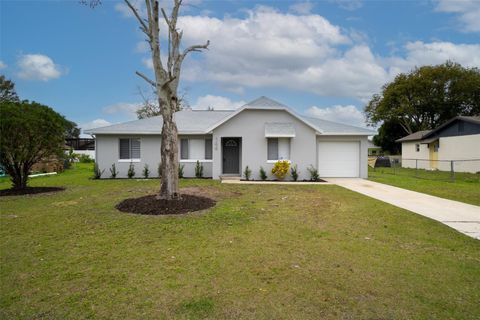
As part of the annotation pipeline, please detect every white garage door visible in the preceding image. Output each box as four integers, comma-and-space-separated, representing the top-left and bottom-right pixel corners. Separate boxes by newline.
318, 141, 360, 177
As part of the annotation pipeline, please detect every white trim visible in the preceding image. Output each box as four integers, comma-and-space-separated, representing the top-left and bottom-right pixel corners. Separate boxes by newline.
180, 159, 213, 163
267, 159, 291, 163
265, 134, 296, 138
317, 132, 375, 136
118, 159, 141, 163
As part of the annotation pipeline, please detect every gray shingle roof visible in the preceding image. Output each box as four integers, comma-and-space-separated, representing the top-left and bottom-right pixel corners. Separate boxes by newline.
85, 96, 375, 136
300, 116, 375, 135
396, 130, 431, 142
85, 110, 234, 134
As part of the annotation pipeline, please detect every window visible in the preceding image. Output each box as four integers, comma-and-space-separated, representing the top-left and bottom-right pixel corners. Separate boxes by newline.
180, 138, 212, 160
267, 138, 290, 161
415, 144, 420, 152
205, 139, 212, 160
119, 138, 140, 160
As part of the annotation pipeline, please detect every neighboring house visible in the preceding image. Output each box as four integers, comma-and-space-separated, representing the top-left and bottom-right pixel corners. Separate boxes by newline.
85, 97, 375, 179
397, 116, 480, 173
367, 138, 381, 156
65, 134, 96, 159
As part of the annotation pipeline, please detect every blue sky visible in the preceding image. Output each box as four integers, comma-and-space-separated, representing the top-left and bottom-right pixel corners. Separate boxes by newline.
1, 0, 479, 132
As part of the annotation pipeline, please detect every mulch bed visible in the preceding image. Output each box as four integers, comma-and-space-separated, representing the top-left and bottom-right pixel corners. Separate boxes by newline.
0, 187, 65, 197
116, 193, 216, 215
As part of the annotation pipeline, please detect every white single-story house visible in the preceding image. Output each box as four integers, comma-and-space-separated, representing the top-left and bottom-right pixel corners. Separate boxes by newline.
397, 116, 480, 173
85, 97, 375, 180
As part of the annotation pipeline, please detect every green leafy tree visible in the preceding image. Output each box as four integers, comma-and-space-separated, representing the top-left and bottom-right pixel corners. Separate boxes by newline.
0, 101, 69, 189
0, 75, 20, 103
365, 61, 480, 136
372, 120, 404, 155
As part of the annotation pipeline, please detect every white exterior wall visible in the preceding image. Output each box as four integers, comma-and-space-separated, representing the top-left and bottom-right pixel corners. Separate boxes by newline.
401, 134, 480, 173
316, 136, 369, 178
212, 109, 317, 180
95, 134, 212, 178
401, 141, 430, 169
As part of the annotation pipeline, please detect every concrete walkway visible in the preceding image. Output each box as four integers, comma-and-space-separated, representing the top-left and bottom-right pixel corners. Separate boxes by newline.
326, 178, 480, 240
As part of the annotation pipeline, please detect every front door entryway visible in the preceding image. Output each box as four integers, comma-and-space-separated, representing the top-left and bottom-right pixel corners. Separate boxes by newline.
222, 138, 241, 174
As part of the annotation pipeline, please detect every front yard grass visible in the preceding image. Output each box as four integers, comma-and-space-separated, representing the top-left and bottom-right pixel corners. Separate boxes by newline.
369, 167, 480, 206
1, 164, 479, 319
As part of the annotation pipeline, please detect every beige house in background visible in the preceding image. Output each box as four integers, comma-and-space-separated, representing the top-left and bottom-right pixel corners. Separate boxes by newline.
397, 116, 480, 173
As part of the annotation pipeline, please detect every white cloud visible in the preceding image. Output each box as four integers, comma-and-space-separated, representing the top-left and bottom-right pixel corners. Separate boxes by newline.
435, 0, 480, 32
192, 95, 246, 110
385, 41, 480, 76
102, 102, 141, 119
306, 105, 366, 127
80, 119, 112, 131
17, 54, 64, 81
0, 60, 6, 69
289, 2, 315, 14
331, 0, 363, 11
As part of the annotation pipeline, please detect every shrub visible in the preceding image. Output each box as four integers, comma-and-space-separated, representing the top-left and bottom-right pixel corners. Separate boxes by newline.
290, 164, 299, 181
127, 162, 135, 179
259, 167, 267, 181
307, 165, 320, 181
178, 164, 185, 178
244, 165, 252, 181
93, 162, 104, 179
195, 160, 203, 178
78, 154, 94, 163
143, 164, 150, 178
110, 163, 118, 178
158, 163, 162, 178
271, 160, 290, 180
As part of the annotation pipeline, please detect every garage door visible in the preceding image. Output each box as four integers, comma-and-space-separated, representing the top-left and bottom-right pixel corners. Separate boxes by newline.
317, 141, 360, 177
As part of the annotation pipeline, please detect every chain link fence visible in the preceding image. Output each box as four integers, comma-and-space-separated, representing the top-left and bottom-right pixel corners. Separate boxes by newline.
369, 157, 480, 182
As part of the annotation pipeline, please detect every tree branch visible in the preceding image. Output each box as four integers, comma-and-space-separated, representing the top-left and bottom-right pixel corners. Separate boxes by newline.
182, 40, 210, 57
135, 71, 157, 87
124, 0, 149, 35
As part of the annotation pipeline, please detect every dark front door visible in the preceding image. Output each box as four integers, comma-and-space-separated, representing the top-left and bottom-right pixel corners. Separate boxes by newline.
222, 138, 240, 174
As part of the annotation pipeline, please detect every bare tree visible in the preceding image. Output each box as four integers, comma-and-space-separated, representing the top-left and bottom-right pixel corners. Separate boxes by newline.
124, 0, 209, 199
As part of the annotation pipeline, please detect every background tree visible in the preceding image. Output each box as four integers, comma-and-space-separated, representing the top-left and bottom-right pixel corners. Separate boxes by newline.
365, 61, 480, 151
0, 101, 69, 189
372, 120, 404, 155
124, 0, 209, 199
0, 75, 20, 103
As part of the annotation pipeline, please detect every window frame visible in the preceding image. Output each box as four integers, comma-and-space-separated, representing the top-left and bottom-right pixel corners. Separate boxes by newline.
266, 137, 291, 163
118, 138, 141, 162
179, 137, 213, 162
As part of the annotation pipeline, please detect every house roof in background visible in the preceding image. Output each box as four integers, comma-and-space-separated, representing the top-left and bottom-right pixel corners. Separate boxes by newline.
396, 130, 431, 142
397, 115, 480, 142
85, 96, 375, 136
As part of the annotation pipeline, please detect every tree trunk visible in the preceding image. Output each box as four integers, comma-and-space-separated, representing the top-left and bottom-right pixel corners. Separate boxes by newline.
10, 164, 28, 190
159, 108, 179, 200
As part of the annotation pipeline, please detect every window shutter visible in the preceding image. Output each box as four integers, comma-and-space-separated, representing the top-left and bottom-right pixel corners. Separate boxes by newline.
205, 139, 212, 160
119, 139, 130, 159
131, 139, 141, 159
180, 139, 189, 159
267, 138, 278, 160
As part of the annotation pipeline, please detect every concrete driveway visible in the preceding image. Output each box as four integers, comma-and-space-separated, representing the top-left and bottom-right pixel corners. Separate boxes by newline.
326, 178, 480, 240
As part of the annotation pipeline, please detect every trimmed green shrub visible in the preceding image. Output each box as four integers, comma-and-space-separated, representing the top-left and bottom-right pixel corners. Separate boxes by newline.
110, 163, 118, 178
143, 164, 150, 178
259, 167, 267, 181
307, 165, 320, 181
178, 164, 185, 178
127, 162, 135, 179
195, 161, 203, 178
93, 163, 104, 179
244, 166, 252, 181
290, 164, 299, 181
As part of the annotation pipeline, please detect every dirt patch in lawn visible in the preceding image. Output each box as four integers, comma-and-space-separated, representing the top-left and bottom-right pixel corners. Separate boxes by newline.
0, 187, 65, 197
116, 194, 216, 215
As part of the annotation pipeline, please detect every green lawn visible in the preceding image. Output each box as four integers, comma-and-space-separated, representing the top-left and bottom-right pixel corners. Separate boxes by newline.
369, 167, 480, 206
1, 164, 479, 319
